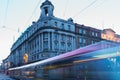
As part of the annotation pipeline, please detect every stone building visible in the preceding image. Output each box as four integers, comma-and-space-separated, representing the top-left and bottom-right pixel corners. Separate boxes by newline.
9, 0, 75, 67
8, 0, 120, 68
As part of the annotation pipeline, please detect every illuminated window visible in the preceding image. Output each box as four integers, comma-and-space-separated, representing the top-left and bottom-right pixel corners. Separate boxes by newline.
23, 53, 28, 63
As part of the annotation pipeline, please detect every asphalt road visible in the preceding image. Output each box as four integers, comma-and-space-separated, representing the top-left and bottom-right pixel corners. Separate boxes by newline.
0, 73, 14, 80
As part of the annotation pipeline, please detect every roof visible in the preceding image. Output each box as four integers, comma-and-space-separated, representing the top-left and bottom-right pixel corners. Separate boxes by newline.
103, 28, 115, 33
41, 0, 54, 8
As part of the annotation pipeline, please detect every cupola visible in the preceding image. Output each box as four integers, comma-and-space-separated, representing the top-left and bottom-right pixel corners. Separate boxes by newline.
40, 0, 54, 19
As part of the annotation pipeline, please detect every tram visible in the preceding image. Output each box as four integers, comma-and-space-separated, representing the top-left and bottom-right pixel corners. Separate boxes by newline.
8, 41, 120, 80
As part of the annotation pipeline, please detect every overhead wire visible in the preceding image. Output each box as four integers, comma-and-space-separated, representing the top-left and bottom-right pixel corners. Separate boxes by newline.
4, 0, 9, 25
24, 0, 42, 28
94, 0, 109, 30
62, 0, 69, 18
0, 0, 9, 30
95, 0, 108, 8
72, 0, 99, 18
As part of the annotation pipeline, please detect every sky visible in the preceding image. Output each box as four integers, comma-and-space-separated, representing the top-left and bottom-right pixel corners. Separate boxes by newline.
0, 0, 120, 63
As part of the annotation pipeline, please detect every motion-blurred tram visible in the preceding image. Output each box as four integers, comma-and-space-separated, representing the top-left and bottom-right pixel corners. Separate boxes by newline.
8, 41, 120, 80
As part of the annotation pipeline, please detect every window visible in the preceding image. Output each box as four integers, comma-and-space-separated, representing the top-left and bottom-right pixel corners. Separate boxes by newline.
32, 56, 34, 60
67, 42, 72, 51
95, 33, 98, 37
79, 29, 82, 34
44, 7, 48, 16
54, 33, 58, 40
54, 33, 59, 50
43, 41, 48, 50
37, 54, 39, 59
79, 37, 86, 44
83, 30, 86, 34
79, 38, 82, 43
83, 38, 86, 43
54, 22, 57, 27
92, 32, 94, 36
44, 21, 48, 26
92, 40, 94, 44
68, 25, 71, 30
43, 32, 48, 40
43, 32, 48, 50
61, 42, 65, 51
41, 53, 46, 57
61, 34, 65, 41
61, 23, 64, 29
67, 36, 72, 42
54, 42, 59, 50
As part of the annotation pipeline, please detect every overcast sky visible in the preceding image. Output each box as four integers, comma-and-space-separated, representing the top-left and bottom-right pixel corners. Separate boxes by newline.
0, 0, 120, 63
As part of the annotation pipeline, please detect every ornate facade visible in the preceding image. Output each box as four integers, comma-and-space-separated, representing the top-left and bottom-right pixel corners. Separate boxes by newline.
9, 0, 75, 67
5, 0, 120, 68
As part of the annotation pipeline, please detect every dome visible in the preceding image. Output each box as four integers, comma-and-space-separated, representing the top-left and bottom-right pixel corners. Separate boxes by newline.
68, 18, 73, 22
41, 0, 54, 8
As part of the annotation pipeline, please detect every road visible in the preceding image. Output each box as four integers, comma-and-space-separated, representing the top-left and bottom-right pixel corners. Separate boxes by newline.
0, 73, 14, 80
